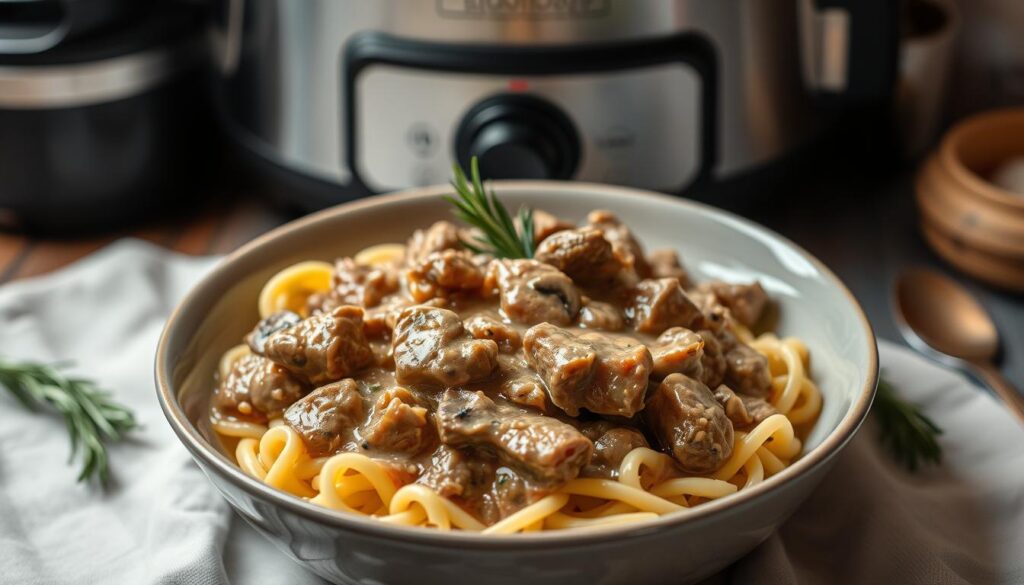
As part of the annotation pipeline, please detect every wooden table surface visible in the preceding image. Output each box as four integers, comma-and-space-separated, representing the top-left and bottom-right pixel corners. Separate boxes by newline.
0, 197, 288, 285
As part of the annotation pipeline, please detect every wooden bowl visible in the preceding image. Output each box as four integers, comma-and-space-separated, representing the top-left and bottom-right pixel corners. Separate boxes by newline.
915, 108, 1024, 291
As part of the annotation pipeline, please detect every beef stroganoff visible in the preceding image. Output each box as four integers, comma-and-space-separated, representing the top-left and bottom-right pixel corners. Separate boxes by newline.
210, 209, 821, 534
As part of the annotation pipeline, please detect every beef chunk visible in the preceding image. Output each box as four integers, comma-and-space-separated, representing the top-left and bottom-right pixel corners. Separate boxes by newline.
713, 384, 749, 428
697, 281, 770, 328
437, 389, 593, 484
214, 354, 308, 420
628, 278, 703, 335
484, 259, 581, 326
406, 220, 461, 264
246, 310, 302, 355
644, 373, 734, 474
361, 387, 434, 455
577, 299, 625, 331
579, 421, 649, 479
406, 250, 485, 303
324, 258, 400, 309
721, 331, 772, 397
418, 445, 495, 499
523, 323, 653, 417
686, 289, 729, 333
651, 327, 705, 379
469, 252, 495, 270
501, 375, 549, 412
392, 306, 498, 386
488, 468, 534, 521
587, 210, 650, 279
741, 395, 778, 425
647, 249, 691, 288
263, 306, 374, 386
496, 353, 550, 411
690, 329, 727, 388
524, 324, 595, 414
284, 379, 364, 456
530, 209, 574, 244
418, 446, 534, 525
713, 384, 779, 430
361, 296, 413, 339
534, 227, 625, 286
464, 314, 521, 352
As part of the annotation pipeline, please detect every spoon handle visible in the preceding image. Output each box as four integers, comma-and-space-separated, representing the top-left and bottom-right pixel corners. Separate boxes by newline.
971, 362, 1024, 424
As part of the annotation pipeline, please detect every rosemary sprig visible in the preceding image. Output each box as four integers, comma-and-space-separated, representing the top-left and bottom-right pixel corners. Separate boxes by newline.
0, 358, 137, 484
444, 157, 535, 259
873, 375, 942, 471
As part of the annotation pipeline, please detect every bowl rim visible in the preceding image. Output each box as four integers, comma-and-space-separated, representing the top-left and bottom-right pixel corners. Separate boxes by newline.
155, 180, 878, 549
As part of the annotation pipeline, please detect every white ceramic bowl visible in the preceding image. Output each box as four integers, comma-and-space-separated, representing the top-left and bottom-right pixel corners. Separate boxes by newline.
156, 181, 878, 585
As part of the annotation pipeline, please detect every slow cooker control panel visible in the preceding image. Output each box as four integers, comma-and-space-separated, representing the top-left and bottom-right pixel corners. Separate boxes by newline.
351, 62, 706, 193
455, 94, 580, 181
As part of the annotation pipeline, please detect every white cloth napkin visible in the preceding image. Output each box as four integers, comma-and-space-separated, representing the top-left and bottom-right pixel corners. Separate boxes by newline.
0, 240, 1021, 585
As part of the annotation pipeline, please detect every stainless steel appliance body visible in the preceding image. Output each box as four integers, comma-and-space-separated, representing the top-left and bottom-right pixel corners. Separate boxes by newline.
0, 3, 213, 233
212, 0, 895, 209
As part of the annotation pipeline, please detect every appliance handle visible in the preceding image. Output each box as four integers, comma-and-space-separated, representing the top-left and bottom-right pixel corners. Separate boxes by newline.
0, 0, 135, 55
798, 0, 898, 104
206, 0, 243, 75
0, 0, 70, 54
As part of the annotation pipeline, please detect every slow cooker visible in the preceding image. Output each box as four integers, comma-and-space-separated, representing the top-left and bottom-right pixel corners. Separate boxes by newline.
211, 0, 897, 211
0, 1, 213, 233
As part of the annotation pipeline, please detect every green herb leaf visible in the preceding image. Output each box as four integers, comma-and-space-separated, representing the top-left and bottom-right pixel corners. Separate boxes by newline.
445, 157, 536, 259
873, 375, 942, 472
0, 358, 137, 485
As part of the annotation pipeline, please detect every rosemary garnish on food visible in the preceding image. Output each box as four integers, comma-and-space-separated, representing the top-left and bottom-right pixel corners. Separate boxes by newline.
0, 358, 137, 484
873, 375, 942, 471
445, 157, 535, 259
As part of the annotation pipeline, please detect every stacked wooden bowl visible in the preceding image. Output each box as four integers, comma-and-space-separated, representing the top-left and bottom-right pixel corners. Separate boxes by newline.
916, 108, 1024, 291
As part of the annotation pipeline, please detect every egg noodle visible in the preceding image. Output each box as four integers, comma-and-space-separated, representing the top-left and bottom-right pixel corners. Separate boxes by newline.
211, 252, 822, 534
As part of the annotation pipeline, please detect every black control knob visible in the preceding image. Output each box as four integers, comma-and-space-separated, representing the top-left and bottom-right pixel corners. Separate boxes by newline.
455, 94, 580, 181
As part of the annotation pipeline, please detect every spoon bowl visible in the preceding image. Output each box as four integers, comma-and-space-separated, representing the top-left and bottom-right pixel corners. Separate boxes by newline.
895, 268, 999, 362
894, 267, 1024, 423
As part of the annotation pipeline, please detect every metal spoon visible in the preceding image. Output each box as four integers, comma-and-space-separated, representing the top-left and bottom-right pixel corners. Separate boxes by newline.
894, 267, 1024, 423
